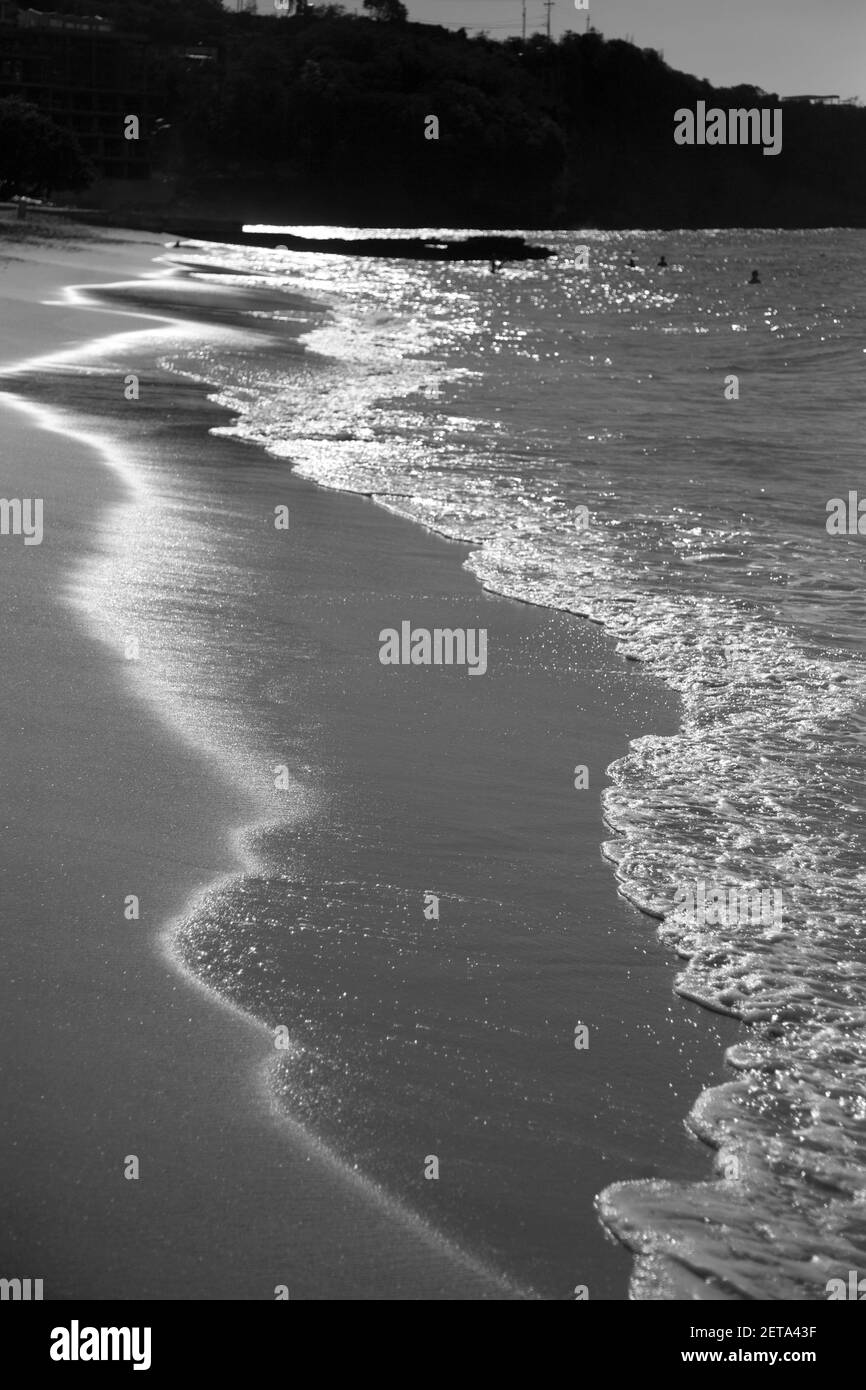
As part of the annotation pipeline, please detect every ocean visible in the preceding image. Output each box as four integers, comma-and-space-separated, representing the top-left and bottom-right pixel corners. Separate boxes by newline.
21, 226, 866, 1298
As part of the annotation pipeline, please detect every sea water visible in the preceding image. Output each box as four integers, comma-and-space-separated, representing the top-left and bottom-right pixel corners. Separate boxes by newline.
156, 227, 866, 1299
17, 227, 860, 1299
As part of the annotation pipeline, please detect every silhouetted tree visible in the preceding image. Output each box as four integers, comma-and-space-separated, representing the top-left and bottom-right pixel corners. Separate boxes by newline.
0, 98, 93, 199
6, 5, 865, 226
363, 0, 407, 22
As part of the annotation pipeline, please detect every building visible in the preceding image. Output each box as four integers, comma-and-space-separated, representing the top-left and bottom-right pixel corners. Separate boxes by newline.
782, 95, 841, 105
0, 3, 152, 180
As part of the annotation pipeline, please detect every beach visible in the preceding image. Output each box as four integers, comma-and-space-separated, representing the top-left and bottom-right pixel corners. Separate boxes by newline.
0, 223, 746, 1300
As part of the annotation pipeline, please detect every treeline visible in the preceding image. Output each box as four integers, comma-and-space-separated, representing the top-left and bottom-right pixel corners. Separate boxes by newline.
46, 1, 866, 225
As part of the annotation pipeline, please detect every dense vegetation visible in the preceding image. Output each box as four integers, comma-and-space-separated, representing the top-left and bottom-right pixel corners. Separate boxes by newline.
31, 1, 866, 225
0, 97, 93, 199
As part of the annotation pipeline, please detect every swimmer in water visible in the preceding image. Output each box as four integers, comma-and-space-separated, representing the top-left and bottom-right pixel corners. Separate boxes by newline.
749, 269, 761, 284
627, 257, 636, 267
658, 255, 668, 268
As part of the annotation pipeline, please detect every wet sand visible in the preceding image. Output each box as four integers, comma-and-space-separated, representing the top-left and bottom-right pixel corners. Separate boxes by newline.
0, 227, 742, 1298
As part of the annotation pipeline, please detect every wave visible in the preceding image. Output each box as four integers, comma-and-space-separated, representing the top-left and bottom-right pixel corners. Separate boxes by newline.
76, 231, 866, 1297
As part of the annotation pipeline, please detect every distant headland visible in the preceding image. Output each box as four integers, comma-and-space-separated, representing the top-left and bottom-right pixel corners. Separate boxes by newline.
0, 0, 863, 228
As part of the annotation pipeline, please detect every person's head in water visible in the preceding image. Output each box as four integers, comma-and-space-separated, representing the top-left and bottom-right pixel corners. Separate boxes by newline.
749, 269, 761, 284
658, 255, 668, 268
627, 257, 636, 267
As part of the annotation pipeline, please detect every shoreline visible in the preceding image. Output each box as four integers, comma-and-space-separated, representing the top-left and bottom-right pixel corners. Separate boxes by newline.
0, 232, 521, 1299
0, 229, 742, 1298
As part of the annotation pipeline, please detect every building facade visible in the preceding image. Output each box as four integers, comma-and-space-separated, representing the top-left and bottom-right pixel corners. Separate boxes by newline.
0, 3, 151, 180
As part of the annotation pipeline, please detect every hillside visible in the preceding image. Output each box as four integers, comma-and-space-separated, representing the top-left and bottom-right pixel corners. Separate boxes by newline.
22, 2, 866, 226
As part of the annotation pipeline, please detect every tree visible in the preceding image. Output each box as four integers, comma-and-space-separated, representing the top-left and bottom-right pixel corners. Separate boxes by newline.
362, 0, 407, 21
0, 98, 93, 200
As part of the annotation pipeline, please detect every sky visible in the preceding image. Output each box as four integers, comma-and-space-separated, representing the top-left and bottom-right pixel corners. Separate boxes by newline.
334, 0, 866, 103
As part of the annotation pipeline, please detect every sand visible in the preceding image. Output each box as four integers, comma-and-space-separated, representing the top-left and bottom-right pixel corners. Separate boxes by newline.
0, 222, 742, 1299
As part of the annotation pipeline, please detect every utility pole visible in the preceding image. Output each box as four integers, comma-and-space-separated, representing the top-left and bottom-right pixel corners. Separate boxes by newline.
543, 0, 555, 40
522, 0, 526, 43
